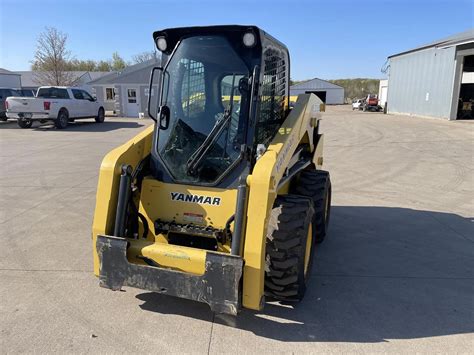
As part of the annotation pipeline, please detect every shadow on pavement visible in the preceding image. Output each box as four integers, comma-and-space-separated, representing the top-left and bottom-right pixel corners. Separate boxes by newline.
136, 206, 474, 342
0, 119, 16, 127
0, 119, 147, 132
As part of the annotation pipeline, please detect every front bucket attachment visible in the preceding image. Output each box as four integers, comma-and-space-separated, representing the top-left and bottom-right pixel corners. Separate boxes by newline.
96, 235, 243, 315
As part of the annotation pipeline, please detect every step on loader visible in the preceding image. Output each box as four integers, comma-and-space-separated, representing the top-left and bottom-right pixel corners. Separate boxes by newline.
92, 25, 332, 315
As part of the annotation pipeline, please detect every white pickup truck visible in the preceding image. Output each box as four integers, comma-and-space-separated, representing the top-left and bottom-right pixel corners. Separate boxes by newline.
6, 86, 105, 129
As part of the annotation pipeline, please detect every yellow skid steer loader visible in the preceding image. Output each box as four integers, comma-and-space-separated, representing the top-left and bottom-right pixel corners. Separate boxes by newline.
92, 25, 331, 315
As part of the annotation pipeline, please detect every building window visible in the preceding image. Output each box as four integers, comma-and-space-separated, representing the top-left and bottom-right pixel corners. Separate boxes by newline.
105, 87, 116, 101
127, 89, 137, 103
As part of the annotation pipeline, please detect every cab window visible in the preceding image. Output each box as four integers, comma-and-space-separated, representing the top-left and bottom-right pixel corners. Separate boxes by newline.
180, 58, 206, 119
81, 90, 94, 101
37, 88, 70, 99
72, 89, 83, 100
256, 48, 288, 147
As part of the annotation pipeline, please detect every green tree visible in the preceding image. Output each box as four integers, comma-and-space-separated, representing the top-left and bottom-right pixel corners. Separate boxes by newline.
96, 60, 112, 71
289, 78, 307, 86
111, 52, 127, 70
67, 59, 97, 71
329, 78, 380, 103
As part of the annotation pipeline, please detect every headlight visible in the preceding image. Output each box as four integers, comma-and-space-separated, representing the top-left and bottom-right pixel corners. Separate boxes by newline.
156, 37, 167, 52
242, 32, 256, 47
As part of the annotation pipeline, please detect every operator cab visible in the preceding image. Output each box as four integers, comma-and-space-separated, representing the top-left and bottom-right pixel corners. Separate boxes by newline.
148, 26, 290, 188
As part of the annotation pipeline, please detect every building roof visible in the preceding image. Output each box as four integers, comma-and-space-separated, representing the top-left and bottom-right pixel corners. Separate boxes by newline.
290, 77, 343, 90
13, 71, 111, 87
0, 68, 20, 76
389, 28, 474, 58
88, 57, 160, 85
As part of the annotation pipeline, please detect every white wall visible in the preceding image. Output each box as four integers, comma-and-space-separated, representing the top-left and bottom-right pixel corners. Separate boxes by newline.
378, 79, 388, 107
0, 74, 21, 88
461, 72, 474, 83
325, 88, 345, 104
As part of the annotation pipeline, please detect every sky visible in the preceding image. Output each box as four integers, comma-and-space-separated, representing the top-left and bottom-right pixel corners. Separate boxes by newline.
0, 0, 472, 80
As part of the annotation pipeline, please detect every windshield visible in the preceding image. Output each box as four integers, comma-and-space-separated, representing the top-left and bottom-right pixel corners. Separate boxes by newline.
157, 36, 250, 184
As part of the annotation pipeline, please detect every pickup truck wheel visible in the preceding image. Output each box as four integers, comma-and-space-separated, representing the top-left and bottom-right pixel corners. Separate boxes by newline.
0, 117, 7, 122
55, 110, 69, 129
95, 108, 105, 123
17, 118, 33, 128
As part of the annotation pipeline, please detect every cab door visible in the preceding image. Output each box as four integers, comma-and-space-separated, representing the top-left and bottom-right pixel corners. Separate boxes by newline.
71, 89, 86, 117
80, 90, 98, 117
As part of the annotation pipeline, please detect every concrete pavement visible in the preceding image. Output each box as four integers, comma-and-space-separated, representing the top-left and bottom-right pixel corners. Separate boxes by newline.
0, 108, 473, 353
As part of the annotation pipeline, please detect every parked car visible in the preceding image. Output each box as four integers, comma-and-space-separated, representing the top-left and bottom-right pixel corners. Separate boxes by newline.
352, 99, 363, 110
0, 88, 22, 121
6, 86, 105, 129
15, 89, 36, 97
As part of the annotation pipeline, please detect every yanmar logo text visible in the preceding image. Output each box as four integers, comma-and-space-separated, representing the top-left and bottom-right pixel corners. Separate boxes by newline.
170, 192, 221, 206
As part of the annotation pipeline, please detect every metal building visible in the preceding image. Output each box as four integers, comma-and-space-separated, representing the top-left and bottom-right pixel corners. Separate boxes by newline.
0, 68, 21, 88
290, 78, 344, 104
386, 29, 474, 120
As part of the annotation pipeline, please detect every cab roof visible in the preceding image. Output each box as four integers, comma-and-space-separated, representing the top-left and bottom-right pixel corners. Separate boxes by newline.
152, 25, 288, 55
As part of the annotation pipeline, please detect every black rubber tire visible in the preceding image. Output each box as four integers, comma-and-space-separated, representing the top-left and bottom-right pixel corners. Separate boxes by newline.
95, 107, 105, 123
17, 118, 32, 128
292, 170, 332, 243
264, 195, 314, 302
55, 109, 69, 129
0, 116, 7, 122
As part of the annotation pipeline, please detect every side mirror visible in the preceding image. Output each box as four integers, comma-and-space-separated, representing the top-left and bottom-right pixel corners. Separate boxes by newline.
159, 105, 170, 130
148, 66, 163, 122
238, 77, 249, 94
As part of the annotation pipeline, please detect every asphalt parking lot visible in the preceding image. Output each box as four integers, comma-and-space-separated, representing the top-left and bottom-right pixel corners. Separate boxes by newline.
1, 107, 473, 353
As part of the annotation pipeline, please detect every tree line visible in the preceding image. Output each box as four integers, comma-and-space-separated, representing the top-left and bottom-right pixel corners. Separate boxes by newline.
291, 78, 381, 103
31, 27, 157, 85
328, 79, 380, 103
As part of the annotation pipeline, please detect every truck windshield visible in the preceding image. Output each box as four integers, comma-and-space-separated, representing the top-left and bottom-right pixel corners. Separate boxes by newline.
157, 36, 250, 184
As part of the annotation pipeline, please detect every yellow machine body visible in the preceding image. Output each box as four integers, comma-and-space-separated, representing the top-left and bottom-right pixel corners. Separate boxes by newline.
92, 93, 324, 311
